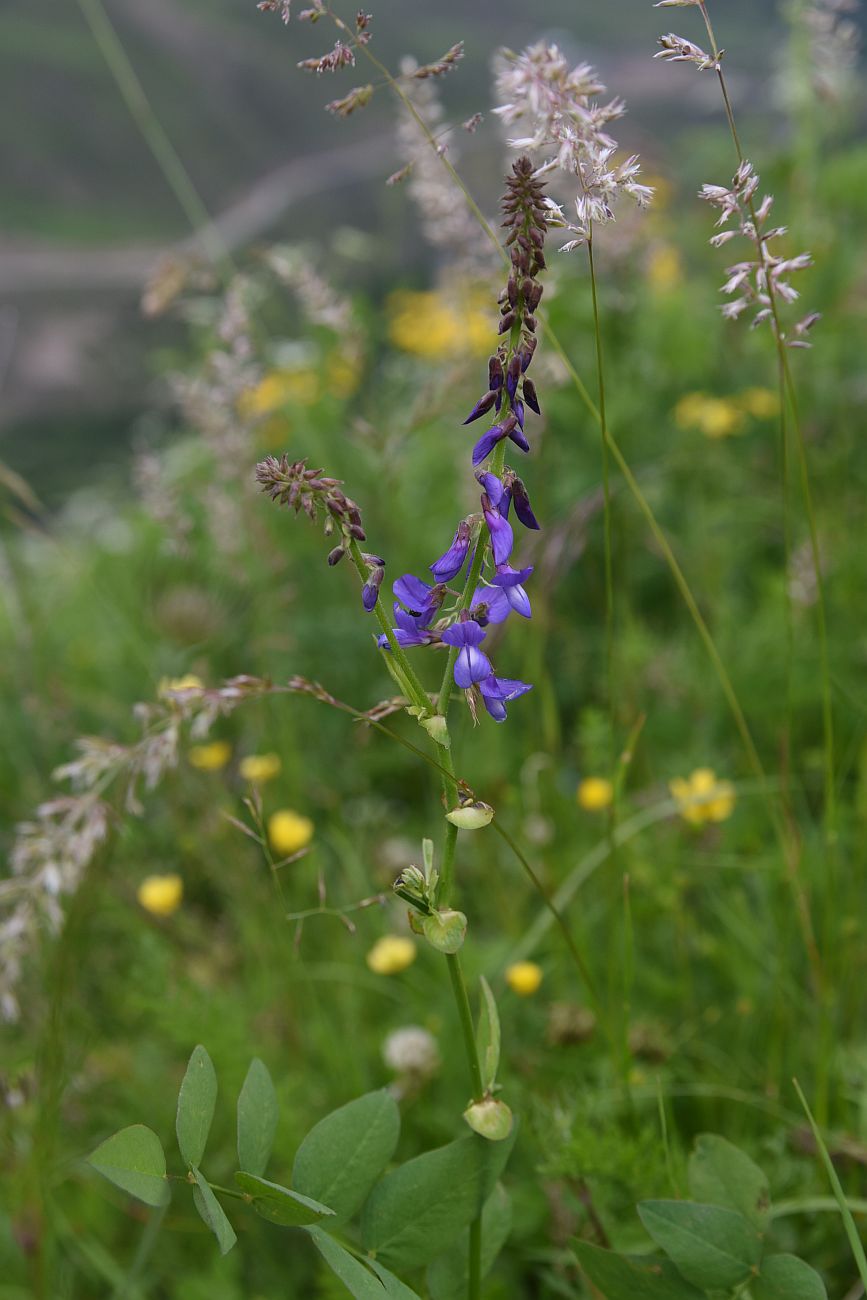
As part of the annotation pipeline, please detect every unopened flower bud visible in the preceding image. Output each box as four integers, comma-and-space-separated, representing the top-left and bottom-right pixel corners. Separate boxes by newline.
422, 908, 467, 954
522, 378, 540, 415
463, 1097, 513, 1142
327, 545, 346, 566
445, 801, 494, 829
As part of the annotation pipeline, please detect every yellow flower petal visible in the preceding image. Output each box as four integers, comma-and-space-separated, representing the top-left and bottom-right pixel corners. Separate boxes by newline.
505, 961, 544, 997
366, 935, 417, 975
188, 740, 232, 772
137, 874, 183, 917
239, 753, 282, 783
577, 777, 614, 811
268, 809, 314, 856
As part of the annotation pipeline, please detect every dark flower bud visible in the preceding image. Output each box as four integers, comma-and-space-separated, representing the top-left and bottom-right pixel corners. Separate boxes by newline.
522, 377, 541, 415
498, 311, 517, 335
532, 251, 546, 272
524, 281, 543, 312
517, 233, 532, 251
524, 314, 537, 333
509, 476, 541, 530
529, 226, 545, 248
520, 336, 538, 371
514, 399, 525, 429
463, 390, 497, 424
349, 523, 367, 541
511, 246, 530, 273
506, 354, 521, 400
488, 356, 504, 390
327, 545, 346, 566
362, 565, 384, 612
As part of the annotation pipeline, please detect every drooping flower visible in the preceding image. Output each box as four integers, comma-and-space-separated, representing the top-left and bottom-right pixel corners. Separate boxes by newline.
481, 493, 514, 566
430, 521, 472, 582
268, 809, 315, 855
137, 874, 183, 917
478, 673, 533, 721
441, 619, 493, 688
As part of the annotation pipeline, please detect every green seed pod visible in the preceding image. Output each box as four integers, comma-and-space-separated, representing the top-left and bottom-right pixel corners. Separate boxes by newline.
422, 908, 468, 954
445, 801, 494, 830
463, 1097, 513, 1142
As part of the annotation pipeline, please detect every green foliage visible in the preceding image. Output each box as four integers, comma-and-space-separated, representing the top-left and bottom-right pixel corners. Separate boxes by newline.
308, 1228, 421, 1299
236, 1058, 278, 1177
176, 1045, 218, 1169
636, 1200, 763, 1291
191, 1167, 237, 1256
360, 1133, 514, 1270
687, 1134, 770, 1231
292, 1090, 400, 1221
426, 1184, 513, 1300
574, 1241, 705, 1300
476, 976, 501, 1094
86, 1125, 171, 1208
752, 1254, 828, 1300
234, 1173, 334, 1227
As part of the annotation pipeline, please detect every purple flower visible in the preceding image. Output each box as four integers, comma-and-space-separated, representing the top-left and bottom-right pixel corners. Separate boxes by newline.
472, 423, 507, 467
476, 472, 506, 511
506, 354, 521, 401
490, 563, 533, 619
482, 494, 514, 566
507, 475, 540, 530
393, 574, 443, 625
508, 422, 530, 454
441, 618, 493, 688
362, 565, 384, 611
479, 673, 533, 722
514, 399, 525, 430
430, 521, 472, 582
463, 390, 497, 425
470, 584, 510, 625
522, 378, 540, 415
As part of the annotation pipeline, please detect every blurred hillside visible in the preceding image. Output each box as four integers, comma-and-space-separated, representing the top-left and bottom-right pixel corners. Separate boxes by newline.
0, 0, 861, 490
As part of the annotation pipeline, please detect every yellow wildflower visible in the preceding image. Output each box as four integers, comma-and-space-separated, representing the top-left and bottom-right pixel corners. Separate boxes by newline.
239, 753, 282, 783
240, 367, 321, 418
577, 777, 614, 812
505, 961, 544, 997
268, 809, 314, 856
646, 244, 683, 292
675, 393, 744, 440
188, 740, 232, 772
159, 673, 203, 696
387, 290, 494, 360
137, 874, 183, 917
366, 935, 417, 975
739, 387, 779, 420
670, 768, 736, 825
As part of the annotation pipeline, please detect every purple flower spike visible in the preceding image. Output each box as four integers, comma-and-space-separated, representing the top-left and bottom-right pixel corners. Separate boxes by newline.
441, 618, 493, 688
475, 471, 505, 510
482, 494, 514, 566
472, 424, 507, 467
479, 673, 533, 722
463, 390, 497, 425
430, 521, 472, 583
509, 476, 540, 530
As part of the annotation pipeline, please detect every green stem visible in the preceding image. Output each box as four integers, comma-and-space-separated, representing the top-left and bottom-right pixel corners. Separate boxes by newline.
76, 0, 231, 274
446, 954, 485, 1101
347, 539, 431, 713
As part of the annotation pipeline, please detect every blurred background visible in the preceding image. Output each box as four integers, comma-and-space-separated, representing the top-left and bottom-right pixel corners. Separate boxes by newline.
3, 1, 867, 1296
0, 0, 847, 496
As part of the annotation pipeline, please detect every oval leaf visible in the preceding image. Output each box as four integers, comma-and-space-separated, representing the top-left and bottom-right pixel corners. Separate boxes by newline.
476, 977, 501, 1093
176, 1045, 217, 1168
574, 1241, 706, 1300
293, 1090, 400, 1221
688, 1134, 771, 1230
87, 1125, 170, 1208
361, 1131, 515, 1271
237, 1058, 278, 1177
427, 1183, 513, 1300
309, 1226, 420, 1298
637, 1200, 763, 1292
753, 1254, 828, 1300
234, 1171, 335, 1226
191, 1167, 236, 1255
